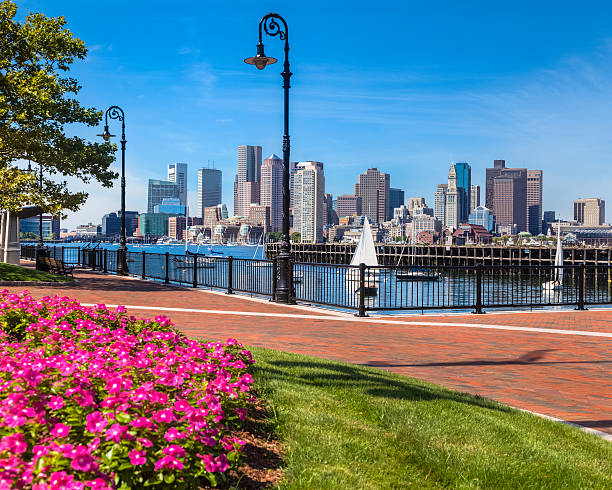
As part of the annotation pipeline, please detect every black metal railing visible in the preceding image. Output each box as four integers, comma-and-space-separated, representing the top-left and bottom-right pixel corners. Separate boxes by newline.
19, 245, 612, 316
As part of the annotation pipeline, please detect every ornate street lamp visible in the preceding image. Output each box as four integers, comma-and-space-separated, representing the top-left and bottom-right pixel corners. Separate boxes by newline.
98, 106, 128, 275
245, 13, 294, 303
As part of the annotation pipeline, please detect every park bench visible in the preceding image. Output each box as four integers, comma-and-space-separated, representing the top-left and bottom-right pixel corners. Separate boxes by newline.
47, 257, 75, 277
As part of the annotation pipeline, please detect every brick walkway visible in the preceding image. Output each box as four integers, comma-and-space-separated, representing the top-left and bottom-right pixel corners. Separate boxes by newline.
4, 268, 611, 436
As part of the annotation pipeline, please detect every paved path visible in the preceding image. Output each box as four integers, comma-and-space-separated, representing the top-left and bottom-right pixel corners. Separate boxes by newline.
4, 268, 611, 436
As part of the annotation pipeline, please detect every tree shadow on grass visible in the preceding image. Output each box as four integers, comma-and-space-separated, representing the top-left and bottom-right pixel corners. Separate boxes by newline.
261, 358, 509, 413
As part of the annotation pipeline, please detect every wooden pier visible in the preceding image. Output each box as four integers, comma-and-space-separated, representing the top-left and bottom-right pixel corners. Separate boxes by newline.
265, 243, 612, 268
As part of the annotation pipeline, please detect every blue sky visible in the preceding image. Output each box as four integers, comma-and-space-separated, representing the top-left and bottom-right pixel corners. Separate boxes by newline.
16, 0, 612, 229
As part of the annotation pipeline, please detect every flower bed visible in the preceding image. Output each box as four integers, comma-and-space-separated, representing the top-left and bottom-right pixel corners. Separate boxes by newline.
0, 290, 255, 489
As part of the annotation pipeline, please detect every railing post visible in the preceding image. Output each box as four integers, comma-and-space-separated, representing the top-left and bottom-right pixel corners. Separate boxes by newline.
61, 247, 65, 264
91, 248, 96, 270
473, 263, 484, 314
272, 257, 278, 300
357, 263, 366, 317
165, 252, 170, 284
576, 264, 586, 311
103, 248, 108, 273
192, 253, 198, 288
227, 256, 233, 294
141, 251, 146, 279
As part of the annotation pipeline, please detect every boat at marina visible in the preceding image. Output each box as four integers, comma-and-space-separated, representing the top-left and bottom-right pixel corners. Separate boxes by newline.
396, 226, 440, 281
348, 218, 379, 296
543, 223, 563, 291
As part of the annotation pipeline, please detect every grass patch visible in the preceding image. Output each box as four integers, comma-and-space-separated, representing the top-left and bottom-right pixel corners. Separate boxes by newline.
250, 347, 611, 489
0, 262, 72, 282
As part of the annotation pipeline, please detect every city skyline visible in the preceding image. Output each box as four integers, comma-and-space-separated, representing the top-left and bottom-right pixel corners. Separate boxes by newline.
24, 1, 612, 229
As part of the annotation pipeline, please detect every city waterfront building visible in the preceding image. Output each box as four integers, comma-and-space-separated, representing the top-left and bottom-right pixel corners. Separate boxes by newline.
139, 213, 182, 237
388, 187, 405, 219
574, 198, 605, 226
413, 214, 442, 234
294, 161, 325, 243
485, 159, 506, 210
453, 162, 471, 221
468, 205, 496, 233
444, 164, 459, 229
527, 170, 543, 235
408, 197, 426, 214
101, 211, 139, 238
393, 205, 409, 222
453, 224, 493, 245
470, 185, 480, 213
197, 168, 222, 217
260, 154, 284, 232
217, 203, 228, 219
354, 168, 389, 224
168, 216, 203, 240
323, 193, 339, 226
337, 195, 362, 218
154, 198, 186, 215
147, 179, 179, 214
493, 168, 527, 232
167, 163, 188, 206
234, 145, 262, 218
543, 210, 556, 234
73, 223, 101, 239
20, 215, 60, 240
434, 184, 447, 224
248, 204, 271, 232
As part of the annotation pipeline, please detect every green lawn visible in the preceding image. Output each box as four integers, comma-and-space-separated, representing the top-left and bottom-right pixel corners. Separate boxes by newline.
0, 262, 73, 282
250, 347, 611, 489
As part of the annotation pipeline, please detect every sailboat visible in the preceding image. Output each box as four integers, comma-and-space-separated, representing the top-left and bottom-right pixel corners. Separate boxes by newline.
396, 224, 440, 281
543, 223, 563, 291
348, 218, 379, 295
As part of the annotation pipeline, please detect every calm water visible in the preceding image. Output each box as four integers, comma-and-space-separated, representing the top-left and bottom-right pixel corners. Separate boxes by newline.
32, 242, 611, 313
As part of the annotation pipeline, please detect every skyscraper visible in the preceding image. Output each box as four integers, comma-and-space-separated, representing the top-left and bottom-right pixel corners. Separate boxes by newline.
260, 154, 284, 232
354, 168, 389, 224
167, 163, 188, 206
147, 179, 179, 213
470, 185, 480, 213
337, 195, 362, 218
493, 168, 527, 232
453, 162, 471, 221
234, 145, 262, 217
294, 161, 325, 243
197, 168, 222, 218
445, 164, 459, 229
388, 188, 405, 218
574, 198, 605, 225
485, 159, 506, 210
434, 184, 447, 224
527, 170, 543, 235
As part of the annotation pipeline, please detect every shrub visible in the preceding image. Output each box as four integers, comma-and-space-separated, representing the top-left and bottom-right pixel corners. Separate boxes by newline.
0, 290, 255, 489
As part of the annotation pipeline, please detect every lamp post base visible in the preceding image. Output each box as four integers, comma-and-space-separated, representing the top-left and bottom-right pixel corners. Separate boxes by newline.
274, 252, 295, 304
116, 245, 129, 276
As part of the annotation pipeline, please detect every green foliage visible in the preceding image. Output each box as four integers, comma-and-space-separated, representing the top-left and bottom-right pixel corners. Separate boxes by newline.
0, 0, 117, 215
251, 347, 612, 489
290, 232, 301, 243
265, 232, 283, 242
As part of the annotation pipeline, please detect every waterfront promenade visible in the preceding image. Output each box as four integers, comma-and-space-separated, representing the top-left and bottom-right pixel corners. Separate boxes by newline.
6, 266, 611, 437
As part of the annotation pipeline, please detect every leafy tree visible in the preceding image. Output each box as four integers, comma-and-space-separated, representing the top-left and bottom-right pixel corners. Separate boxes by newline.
290, 232, 301, 243
0, 0, 116, 215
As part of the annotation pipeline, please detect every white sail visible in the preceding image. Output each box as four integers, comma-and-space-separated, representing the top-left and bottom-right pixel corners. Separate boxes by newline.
350, 218, 378, 267
554, 227, 563, 283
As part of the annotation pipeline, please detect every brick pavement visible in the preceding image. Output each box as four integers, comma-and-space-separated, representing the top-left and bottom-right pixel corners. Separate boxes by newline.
4, 268, 611, 436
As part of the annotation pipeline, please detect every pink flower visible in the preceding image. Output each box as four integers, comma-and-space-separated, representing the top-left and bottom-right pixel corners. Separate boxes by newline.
129, 449, 146, 465
164, 427, 186, 442
152, 409, 175, 424
47, 395, 65, 410
137, 437, 153, 448
154, 455, 184, 471
105, 423, 128, 443
0, 433, 27, 454
71, 445, 95, 472
85, 412, 108, 434
162, 445, 186, 458
51, 423, 71, 438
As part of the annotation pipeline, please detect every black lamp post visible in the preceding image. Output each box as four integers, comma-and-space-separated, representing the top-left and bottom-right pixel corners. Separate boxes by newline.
98, 106, 128, 275
245, 13, 294, 304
